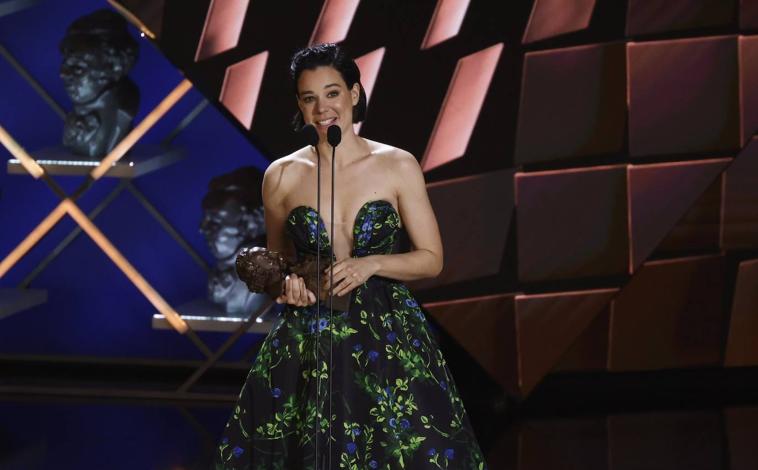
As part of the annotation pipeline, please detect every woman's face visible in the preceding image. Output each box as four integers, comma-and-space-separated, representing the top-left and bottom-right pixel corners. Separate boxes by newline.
296, 65, 359, 139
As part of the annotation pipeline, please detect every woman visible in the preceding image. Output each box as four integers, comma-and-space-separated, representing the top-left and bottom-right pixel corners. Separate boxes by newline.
215, 43, 486, 470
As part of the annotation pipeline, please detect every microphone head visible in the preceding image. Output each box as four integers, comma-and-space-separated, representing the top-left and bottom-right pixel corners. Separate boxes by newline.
300, 124, 319, 146
327, 124, 342, 147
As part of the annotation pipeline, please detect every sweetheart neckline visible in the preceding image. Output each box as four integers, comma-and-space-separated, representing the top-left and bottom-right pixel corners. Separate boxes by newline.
287, 199, 399, 257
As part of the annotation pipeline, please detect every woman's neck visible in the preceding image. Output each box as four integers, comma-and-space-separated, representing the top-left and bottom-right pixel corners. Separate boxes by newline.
314, 130, 369, 168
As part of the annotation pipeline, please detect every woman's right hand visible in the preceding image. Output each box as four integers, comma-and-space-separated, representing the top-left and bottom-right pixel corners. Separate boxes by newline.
275, 273, 317, 306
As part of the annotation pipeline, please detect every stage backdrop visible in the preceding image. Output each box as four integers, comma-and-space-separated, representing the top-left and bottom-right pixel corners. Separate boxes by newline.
2, 0, 758, 400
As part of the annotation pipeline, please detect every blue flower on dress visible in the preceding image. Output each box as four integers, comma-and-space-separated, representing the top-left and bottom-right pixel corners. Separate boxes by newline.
415, 311, 425, 320
405, 298, 418, 308
400, 419, 410, 429
389, 417, 397, 428
272, 338, 280, 348
271, 387, 281, 398
346, 442, 357, 454
439, 380, 448, 391
318, 318, 328, 331
376, 396, 383, 403
412, 338, 421, 347
369, 460, 378, 469
386, 332, 397, 343
232, 446, 244, 458
445, 448, 455, 460
368, 350, 379, 361
353, 343, 363, 352
361, 221, 371, 232
352, 427, 361, 436
428, 448, 437, 456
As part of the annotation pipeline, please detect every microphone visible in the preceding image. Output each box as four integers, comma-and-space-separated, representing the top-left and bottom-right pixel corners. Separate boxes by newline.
300, 123, 319, 146
327, 124, 342, 147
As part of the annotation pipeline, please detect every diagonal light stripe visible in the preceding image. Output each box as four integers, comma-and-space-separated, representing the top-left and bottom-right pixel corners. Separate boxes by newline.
421, 43, 503, 172
63, 200, 188, 334
219, 51, 268, 130
0, 125, 44, 178
91, 79, 192, 180
0, 200, 68, 278
309, 0, 360, 45
353, 47, 385, 134
421, 0, 471, 50
194, 0, 250, 61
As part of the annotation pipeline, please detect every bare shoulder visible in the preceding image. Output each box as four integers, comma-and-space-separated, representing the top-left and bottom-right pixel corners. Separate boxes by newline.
365, 139, 420, 173
263, 146, 313, 203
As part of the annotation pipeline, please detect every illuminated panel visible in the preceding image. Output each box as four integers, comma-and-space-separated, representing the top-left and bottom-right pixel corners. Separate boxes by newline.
219, 51, 268, 130
309, 0, 360, 45
0, 125, 43, 178
353, 47, 385, 134
522, 0, 596, 44
0, 201, 68, 278
421, 43, 503, 172
194, 0, 250, 61
92, 79, 192, 180
421, 0, 471, 49
63, 200, 188, 334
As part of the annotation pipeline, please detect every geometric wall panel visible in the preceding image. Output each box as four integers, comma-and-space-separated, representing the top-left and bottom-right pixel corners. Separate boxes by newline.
308, 0, 360, 45
421, 0, 471, 49
410, 169, 514, 290
726, 407, 758, 470
420, 43, 503, 172
521, 0, 596, 45
724, 259, 758, 367
423, 294, 519, 396
608, 411, 723, 470
628, 158, 730, 271
739, 35, 758, 144
515, 43, 626, 166
219, 51, 269, 130
515, 288, 618, 396
628, 36, 739, 157
194, 0, 250, 61
608, 255, 725, 372
516, 165, 629, 282
626, 0, 735, 37
723, 136, 758, 250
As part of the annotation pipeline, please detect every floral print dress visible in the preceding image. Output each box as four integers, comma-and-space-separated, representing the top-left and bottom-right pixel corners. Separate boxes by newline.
215, 200, 486, 469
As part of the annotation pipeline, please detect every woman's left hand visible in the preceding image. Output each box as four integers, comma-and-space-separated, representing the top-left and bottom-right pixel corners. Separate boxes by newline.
322, 257, 380, 297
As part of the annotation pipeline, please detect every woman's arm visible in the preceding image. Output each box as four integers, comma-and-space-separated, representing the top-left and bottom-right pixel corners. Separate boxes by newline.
367, 150, 443, 281
323, 149, 444, 297
263, 158, 317, 306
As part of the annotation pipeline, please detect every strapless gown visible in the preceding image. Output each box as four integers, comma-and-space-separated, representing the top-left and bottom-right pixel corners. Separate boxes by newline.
214, 200, 487, 470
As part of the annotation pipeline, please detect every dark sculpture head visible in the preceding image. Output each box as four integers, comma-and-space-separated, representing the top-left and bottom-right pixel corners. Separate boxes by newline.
59, 9, 138, 104
289, 43, 367, 131
200, 167, 265, 261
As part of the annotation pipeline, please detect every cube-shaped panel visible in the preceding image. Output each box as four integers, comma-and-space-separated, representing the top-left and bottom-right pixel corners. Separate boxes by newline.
516, 165, 629, 282
628, 36, 739, 157
515, 43, 626, 166
609, 255, 725, 371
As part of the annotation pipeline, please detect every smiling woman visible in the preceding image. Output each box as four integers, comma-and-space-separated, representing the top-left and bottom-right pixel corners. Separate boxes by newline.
214, 43, 487, 470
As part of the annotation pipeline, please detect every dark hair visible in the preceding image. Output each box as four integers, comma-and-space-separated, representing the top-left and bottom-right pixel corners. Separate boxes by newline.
289, 43, 367, 131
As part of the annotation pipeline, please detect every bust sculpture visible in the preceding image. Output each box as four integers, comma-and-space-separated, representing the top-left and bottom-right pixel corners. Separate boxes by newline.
59, 9, 139, 159
200, 167, 267, 315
